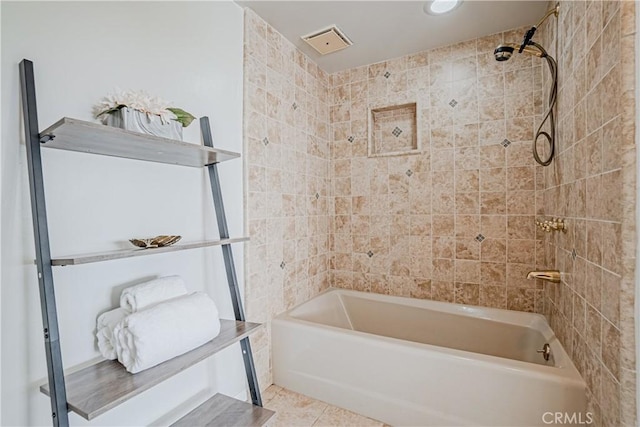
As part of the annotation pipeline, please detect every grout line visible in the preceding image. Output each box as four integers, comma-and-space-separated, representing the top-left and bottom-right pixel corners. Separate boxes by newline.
311, 404, 332, 426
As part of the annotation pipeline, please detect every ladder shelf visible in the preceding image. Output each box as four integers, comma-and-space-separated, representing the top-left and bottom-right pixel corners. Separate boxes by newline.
20, 58, 266, 426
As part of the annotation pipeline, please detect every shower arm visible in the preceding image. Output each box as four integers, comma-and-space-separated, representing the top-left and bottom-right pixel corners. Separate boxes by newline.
519, 4, 559, 52
535, 4, 560, 29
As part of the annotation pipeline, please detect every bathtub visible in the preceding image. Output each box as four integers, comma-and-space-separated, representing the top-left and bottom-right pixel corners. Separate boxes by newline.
272, 288, 587, 426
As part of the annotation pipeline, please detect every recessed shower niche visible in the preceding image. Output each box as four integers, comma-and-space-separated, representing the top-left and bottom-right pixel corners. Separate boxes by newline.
368, 102, 420, 157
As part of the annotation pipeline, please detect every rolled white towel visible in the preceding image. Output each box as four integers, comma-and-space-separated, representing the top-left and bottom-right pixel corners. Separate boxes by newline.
120, 276, 188, 312
96, 308, 129, 360
113, 292, 221, 373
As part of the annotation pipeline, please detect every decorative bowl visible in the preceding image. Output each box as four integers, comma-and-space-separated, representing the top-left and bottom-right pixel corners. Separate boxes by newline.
129, 235, 181, 249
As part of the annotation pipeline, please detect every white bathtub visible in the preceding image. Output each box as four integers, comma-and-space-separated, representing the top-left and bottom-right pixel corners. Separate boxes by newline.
272, 288, 587, 426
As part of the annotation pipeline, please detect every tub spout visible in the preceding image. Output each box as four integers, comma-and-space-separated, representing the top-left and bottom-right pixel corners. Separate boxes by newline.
526, 270, 561, 283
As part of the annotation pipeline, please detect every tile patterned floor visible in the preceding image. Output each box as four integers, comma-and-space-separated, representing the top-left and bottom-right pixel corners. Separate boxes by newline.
263, 385, 385, 427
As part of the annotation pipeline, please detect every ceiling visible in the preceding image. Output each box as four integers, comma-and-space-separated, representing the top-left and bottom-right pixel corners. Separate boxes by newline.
235, 1, 549, 73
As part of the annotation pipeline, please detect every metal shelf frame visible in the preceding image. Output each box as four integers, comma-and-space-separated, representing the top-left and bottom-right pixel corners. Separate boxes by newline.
19, 59, 263, 426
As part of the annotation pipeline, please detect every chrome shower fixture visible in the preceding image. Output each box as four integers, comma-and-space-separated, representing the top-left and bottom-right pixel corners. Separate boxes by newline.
493, 3, 559, 167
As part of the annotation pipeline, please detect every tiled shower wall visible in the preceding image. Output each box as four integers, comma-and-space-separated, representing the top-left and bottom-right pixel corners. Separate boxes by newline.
243, 9, 331, 388
539, 1, 637, 426
328, 29, 548, 311
243, 7, 638, 425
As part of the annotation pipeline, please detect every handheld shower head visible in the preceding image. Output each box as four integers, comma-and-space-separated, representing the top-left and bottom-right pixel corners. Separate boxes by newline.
493, 6, 559, 168
494, 45, 515, 62
493, 40, 558, 167
494, 43, 545, 61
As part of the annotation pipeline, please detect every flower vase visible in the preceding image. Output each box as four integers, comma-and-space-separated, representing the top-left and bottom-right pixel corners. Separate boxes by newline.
105, 107, 183, 140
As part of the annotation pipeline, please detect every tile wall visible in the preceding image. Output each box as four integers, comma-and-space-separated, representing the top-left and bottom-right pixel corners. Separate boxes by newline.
328, 29, 548, 312
243, 5, 638, 425
243, 9, 331, 389
539, 1, 637, 426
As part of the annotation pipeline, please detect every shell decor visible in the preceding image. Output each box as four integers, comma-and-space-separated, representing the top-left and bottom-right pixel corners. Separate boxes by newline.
129, 235, 182, 249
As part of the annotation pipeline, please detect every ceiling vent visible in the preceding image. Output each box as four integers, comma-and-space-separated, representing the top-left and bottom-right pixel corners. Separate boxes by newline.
301, 25, 353, 55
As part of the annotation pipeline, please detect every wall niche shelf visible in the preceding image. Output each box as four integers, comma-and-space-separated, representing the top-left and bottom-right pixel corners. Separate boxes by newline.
20, 59, 269, 427
368, 102, 421, 157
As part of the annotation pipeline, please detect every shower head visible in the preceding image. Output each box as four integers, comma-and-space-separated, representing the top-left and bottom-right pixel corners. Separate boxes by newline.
494, 43, 546, 62
494, 45, 515, 61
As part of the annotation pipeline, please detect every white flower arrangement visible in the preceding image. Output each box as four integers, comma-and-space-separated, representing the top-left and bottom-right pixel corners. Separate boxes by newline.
93, 89, 195, 127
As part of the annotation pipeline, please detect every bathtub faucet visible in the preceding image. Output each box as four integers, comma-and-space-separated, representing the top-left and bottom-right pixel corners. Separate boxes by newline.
526, 270, 561, 283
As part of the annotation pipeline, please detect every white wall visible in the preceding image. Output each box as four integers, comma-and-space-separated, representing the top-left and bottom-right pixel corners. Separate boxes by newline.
0, 1, 3, 422
1, 2, 245, 425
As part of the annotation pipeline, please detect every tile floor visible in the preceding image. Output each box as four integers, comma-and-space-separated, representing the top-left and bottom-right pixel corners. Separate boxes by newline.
263, 385, 385, 427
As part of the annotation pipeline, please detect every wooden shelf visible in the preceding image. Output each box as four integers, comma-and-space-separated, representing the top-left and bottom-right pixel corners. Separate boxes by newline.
39, 118, 240, 167
51, 237, 249, 266
171, 393, 275, 427
40, 320, 261, 420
